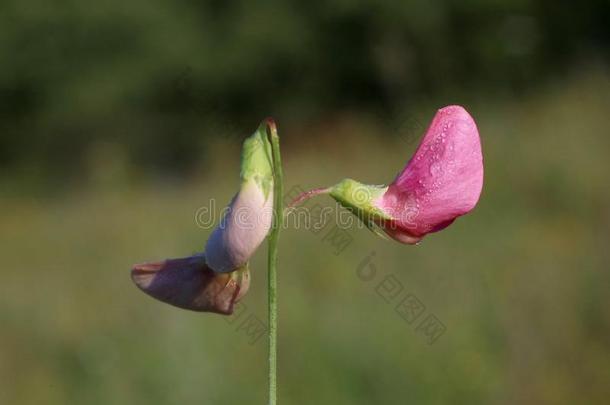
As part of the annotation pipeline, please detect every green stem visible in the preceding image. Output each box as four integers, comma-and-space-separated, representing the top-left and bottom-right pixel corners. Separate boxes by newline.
266, 118, 283, 405
287, 187, 331, 208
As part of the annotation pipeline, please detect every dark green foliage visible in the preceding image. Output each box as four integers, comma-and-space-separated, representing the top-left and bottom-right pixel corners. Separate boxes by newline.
0, 0, 608, 181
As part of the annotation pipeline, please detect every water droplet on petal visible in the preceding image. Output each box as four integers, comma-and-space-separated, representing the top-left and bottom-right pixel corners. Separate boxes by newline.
429, 161, 442, 177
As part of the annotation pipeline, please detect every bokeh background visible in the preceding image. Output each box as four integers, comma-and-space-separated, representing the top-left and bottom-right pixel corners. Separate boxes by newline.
1, 1, 609, 404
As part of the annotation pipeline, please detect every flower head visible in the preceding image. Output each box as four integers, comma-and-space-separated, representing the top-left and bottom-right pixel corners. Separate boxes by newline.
330, 105, 483, 244
131, 120, 274, 314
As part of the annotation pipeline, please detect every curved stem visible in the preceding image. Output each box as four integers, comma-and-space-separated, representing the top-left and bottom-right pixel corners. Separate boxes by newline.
266, 118, 282, 405
287, 187, 331, 208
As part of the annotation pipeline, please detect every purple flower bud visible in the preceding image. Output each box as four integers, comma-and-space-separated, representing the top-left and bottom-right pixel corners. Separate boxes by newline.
205, 120, 274, 272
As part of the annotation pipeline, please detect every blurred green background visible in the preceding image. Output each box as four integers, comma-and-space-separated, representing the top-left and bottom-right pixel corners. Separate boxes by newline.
1, 1, 609, 404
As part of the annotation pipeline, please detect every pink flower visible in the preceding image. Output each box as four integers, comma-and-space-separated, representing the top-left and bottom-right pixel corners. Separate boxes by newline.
130, 120, 273, 314
330, 105, 483, 244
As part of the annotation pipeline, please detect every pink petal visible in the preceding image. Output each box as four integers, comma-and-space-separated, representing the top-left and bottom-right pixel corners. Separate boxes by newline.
131, 254, 249, 315
378, 105, 483, 241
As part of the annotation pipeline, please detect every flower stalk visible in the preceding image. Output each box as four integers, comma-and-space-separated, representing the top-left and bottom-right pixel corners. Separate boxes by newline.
266, 118, 282, 405
287, 187, 331, 208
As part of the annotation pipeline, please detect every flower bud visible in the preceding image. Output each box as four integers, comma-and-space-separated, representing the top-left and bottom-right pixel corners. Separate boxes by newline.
204, 121, 274, 272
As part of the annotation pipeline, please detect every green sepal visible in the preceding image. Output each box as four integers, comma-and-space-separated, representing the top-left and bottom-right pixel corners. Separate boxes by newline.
329, 178, 391, 236
240, 122, 274, 200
